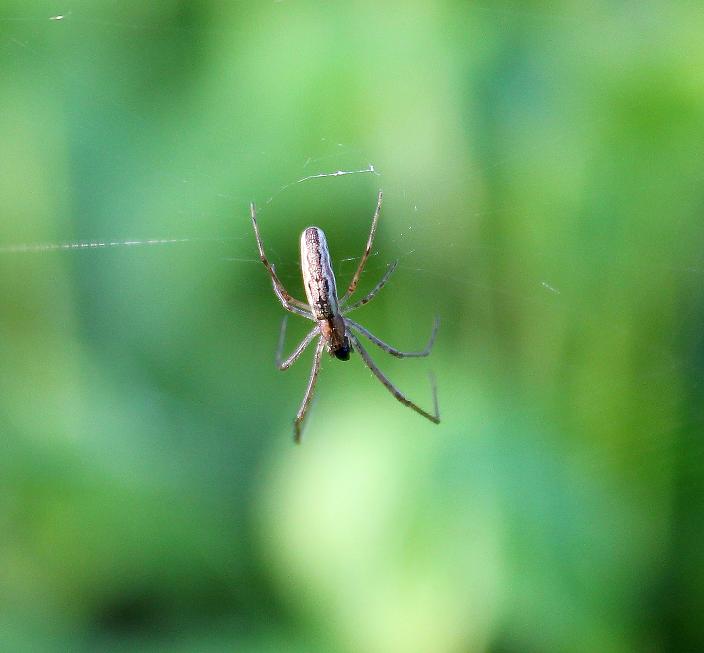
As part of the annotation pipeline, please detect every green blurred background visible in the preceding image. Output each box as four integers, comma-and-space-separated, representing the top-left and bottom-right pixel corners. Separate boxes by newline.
1, 1, 703, 651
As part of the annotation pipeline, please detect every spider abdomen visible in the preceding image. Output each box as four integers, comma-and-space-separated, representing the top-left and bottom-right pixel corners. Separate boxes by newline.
301, 226, 350, 359
300, 227, 340, 321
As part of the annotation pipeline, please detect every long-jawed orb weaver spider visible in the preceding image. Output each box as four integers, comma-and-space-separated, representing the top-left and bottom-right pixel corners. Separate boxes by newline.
250, 190, 440, 442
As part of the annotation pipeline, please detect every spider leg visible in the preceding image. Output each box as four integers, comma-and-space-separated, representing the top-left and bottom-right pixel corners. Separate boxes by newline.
340, 190, 383, 303
276, 317, 320, 370
293, 337, 325, 443
250, 202, 313, 317
270, 264, 314, 320
349, 333, 440, 424
341, 260, 398, 312
344, 316, 439, 358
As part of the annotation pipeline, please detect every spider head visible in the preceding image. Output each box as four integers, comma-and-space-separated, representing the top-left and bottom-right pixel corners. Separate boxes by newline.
322, 317, 351, 361
333, 337, 351, 361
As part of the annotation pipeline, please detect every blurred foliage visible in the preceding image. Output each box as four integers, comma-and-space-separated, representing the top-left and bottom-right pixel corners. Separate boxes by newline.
1, 1, 703, 651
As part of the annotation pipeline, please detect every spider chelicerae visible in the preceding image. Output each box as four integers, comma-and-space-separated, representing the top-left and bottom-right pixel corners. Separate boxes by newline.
250, 190, 440, 442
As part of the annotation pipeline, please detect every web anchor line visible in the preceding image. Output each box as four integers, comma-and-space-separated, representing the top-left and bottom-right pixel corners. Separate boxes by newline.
265, 163, 381, 205
0, 236, 228, 254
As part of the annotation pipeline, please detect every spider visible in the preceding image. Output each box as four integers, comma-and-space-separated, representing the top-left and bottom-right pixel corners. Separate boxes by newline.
250, 190, 440, 442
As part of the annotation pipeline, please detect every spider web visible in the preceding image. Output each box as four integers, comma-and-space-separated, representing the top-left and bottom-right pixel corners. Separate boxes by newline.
0, 3, 702, 652
1, 1, 701, 496
1, 0, 702, 523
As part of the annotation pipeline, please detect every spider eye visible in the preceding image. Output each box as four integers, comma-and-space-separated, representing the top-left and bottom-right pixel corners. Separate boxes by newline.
334, 340, 351, 361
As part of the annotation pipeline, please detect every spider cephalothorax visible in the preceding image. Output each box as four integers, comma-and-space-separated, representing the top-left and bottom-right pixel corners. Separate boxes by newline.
250, 190, 439, 442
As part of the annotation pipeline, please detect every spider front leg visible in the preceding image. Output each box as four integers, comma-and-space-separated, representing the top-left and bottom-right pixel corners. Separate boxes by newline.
340, 190, 383, 303
344, 316, 439, 358
276, 317, 320, 370
294, 338, 325, 443
342, 259, 398, 312
349, 333, 440, 424
250, 202, 313, 318
270, 264, 315, 320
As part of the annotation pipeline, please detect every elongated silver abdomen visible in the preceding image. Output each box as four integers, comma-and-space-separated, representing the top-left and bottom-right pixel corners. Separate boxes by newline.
300, 227, 340, 320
